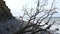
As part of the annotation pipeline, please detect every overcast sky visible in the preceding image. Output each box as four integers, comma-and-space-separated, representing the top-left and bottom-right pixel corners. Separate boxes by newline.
4, 0, 60, 17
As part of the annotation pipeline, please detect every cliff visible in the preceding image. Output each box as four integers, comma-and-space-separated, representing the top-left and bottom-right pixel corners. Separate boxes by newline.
0, 0, 14, 22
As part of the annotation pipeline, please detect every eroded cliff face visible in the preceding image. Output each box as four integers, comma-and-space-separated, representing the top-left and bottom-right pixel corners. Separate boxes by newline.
0, 0, 22, 34
0, 0, 14, 22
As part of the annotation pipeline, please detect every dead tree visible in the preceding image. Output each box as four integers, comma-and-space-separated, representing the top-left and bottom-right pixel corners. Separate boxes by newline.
14, 0, 57, 34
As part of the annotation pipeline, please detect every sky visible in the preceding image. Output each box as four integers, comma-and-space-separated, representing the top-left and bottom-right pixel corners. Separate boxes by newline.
4, 0, 60, 17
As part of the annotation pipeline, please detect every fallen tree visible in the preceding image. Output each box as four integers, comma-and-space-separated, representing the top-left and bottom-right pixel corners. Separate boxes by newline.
14, 0, 57, 34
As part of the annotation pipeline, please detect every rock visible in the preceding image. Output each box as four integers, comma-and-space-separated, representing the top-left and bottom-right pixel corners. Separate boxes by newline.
0, 18, 24, 34
0, 0, 14, 22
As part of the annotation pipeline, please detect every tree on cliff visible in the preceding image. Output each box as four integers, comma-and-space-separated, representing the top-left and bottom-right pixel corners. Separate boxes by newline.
14, 0, 57, 34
